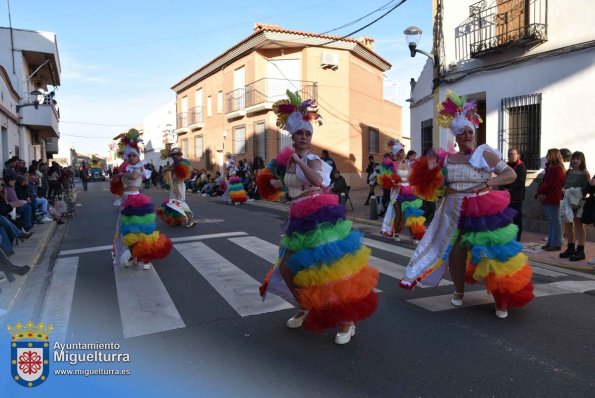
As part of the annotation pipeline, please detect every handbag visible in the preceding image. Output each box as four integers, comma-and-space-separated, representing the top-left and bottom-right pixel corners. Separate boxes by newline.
581, 196, 595, 225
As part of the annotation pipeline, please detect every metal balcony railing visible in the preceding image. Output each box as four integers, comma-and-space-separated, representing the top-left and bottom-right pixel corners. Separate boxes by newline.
225, 79, 318, 114
188, 106, 203, 125
468, 0, 547, 57
177, 112, 188, 129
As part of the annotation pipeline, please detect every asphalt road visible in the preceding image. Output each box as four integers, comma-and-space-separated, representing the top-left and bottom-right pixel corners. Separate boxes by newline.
7, 180, 595, 397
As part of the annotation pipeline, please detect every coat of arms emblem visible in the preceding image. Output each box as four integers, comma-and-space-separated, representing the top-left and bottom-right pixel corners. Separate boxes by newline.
7, 321, 52, 387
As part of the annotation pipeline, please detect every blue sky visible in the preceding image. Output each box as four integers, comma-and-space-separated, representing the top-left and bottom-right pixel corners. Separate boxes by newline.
3, 0, 432, 156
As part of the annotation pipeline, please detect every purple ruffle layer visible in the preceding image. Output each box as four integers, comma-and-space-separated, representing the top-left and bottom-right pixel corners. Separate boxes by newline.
397, 194, 418, 203
284, 205, 347, 235
458, 207, 516, 232
121, 203, 155, 216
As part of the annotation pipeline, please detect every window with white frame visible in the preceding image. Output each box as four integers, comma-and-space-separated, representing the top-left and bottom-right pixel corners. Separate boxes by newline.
500, 93, 542, 170
181, 138, 189, 158
233, 125, 246, 154
207, 95, 213, 117
254, 121, 266, 159
194, 135, 203, 159
368, 127, 379, 154
217, 91, 223, 114
279, 128, 292, 151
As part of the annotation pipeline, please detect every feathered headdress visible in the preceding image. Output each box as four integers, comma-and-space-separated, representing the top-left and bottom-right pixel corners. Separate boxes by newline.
117, 128, 144, 160
387, 139, 404, 154
272, 90, 322, 134
436, 91, 482, 135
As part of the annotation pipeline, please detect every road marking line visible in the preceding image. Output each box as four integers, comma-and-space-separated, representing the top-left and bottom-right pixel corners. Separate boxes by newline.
40, 257, 79, 342
114, 265, 185, 339
368, 256, 452, 287
363, 238, 414, 257
175, 241, 293, 317
58, 231, 249, 256
228, 236, 278, 263
365, 238, 565, 278
407, 280, 595, 312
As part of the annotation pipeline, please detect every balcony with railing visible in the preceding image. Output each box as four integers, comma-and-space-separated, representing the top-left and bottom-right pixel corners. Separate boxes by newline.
225, 79, 318, 120
20, 92, 60, 138
188, 106, 204, 130
468, 0, 547, 57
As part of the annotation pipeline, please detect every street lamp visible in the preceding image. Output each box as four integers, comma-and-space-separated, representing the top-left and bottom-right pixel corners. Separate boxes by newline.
16, 89, 44, 111
403, 26, 435, 66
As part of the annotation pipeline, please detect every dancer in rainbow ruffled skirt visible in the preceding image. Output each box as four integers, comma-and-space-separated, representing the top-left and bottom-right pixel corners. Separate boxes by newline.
399, 91, 534, 319
257, 91, 378, 344
112, 129, 172, 269
157, 147, 197, 228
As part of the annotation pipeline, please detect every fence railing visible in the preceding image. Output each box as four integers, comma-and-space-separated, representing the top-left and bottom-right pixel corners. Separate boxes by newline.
225, 79, 318, 114
468, 0, 547, 57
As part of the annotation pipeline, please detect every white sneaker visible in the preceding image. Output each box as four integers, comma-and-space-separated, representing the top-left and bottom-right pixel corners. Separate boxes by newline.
393, 234, 400, 242
495, 308, 509, 319
286, 310, 309, 328
123, 257, 137, 267
113, 198, 122, 206
142, 262, 152, 270
334, 324, 356, 345
41, 216, 53, 222
588, 258, 595, 265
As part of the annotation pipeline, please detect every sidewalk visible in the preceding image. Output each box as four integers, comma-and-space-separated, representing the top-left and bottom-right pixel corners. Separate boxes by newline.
0, 219, 58, 318
346, 186, 595, 275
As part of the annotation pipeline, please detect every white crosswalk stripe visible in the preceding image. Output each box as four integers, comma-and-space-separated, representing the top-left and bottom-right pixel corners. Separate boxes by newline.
407, 280, 595, 312
114, 263, 186, 338
364, 237, 565, 278
43, 234, 595, 340
40, 257, 79, 342
175, 241, 293, 317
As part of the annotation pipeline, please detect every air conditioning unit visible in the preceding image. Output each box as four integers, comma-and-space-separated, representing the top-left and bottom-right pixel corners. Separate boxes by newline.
321, 52, 339, 70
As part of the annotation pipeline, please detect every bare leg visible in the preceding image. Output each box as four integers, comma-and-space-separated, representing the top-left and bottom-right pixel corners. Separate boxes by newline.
574, 219, 586, 246
448, 238, 467, 295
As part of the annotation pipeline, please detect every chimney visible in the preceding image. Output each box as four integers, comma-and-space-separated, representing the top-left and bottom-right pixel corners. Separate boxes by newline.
357, 36, 375, 51
253, 22, 282, 33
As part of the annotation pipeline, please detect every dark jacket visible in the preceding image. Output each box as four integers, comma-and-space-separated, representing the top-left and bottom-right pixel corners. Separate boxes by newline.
331, 175, 348, 195
502, 160, 526, 202
536, 164, 565, 205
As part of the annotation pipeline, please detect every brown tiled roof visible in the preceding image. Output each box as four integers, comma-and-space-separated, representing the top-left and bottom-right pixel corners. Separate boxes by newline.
171, 23, 390, 91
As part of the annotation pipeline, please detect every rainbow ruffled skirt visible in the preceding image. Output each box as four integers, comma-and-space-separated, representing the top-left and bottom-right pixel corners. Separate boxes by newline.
401, 190, 533, 309
119, 193, 172, 263
228, 176, 247, 203
261, 193, 379, 331
398, 184, 426, 240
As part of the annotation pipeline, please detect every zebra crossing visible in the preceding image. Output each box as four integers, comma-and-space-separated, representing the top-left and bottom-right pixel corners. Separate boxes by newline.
44, 232, 595, 341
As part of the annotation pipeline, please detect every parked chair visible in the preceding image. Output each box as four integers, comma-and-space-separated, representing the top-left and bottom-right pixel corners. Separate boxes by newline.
344, 186, 354, 211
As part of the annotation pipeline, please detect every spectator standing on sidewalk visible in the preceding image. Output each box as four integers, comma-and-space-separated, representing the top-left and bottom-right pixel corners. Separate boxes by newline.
536, 149, 565, 251
502, 148, 526, 241
581, 176, 595, 265
321, 149, 337, 175
364, 155, 377, 205
559, 151, 590, 261
80, 163, 89, 191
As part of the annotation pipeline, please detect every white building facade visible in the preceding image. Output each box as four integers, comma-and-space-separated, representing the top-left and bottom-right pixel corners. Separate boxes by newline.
0, 27, 61, 166
409, 0, 595, 232
141, 101, 175, 167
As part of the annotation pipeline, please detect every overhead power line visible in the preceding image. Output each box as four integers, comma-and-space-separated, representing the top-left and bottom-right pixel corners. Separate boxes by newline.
61, 121, 132, 127
321, 0, 397, 34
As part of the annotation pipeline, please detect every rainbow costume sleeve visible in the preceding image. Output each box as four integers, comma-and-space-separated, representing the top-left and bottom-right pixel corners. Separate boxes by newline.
409, 151, 447, 202
173, 159, 192, 181
255, 147, 293, 201
376, 158, 401, 190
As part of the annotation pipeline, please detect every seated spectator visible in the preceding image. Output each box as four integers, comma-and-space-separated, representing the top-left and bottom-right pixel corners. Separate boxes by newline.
18, 174, 52, 223
5, 176, 33, 232
330, 169, 349, 197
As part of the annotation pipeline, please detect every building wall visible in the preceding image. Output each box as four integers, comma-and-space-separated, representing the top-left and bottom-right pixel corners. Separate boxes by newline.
409, 0, 595, 235
142, 101, 175, 167
174, 40, 401, 187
